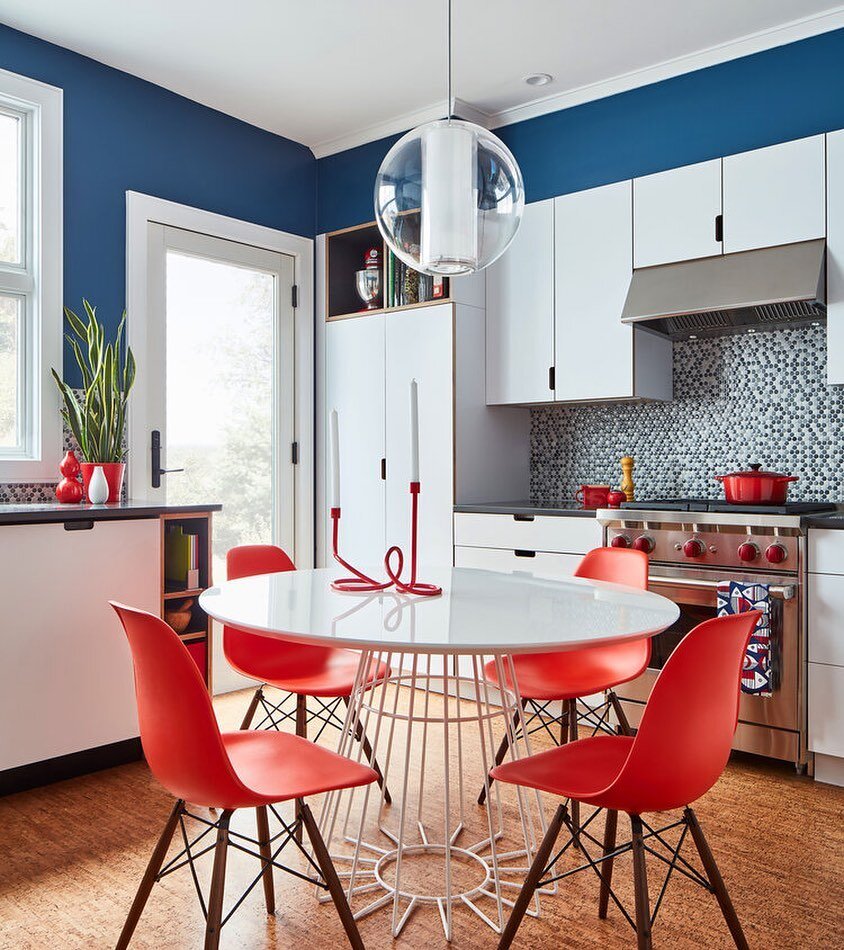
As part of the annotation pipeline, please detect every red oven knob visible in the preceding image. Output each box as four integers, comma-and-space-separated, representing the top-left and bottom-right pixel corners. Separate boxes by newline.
765, 543, 788, 564
632, 535, 654, 554
683, 538, 706, 558
737, 542, 759, 562
610, 535, 630, 549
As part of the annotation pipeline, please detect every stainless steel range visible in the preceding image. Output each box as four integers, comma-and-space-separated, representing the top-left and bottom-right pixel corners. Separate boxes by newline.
597, 499, 834, 770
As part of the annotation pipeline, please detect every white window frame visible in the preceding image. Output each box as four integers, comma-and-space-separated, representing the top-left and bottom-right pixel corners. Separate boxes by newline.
0, 68, 62, 481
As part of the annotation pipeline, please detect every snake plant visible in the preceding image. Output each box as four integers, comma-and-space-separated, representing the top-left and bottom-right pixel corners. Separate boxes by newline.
51, 300, 137, 463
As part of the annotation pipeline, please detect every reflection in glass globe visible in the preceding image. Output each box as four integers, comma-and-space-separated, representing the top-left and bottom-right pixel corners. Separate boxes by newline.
374, 118, 525, 277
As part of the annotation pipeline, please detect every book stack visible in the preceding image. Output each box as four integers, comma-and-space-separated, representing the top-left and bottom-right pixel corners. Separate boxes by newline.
385, 250, 448, 308
165, 524, 201, 589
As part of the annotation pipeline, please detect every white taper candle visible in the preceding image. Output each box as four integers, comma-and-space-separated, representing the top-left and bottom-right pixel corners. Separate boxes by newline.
410, 379, 420, 483
330, 409, 340, 508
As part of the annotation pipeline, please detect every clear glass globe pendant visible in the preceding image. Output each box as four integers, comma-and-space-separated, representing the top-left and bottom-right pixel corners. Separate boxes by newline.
374, 118, 524, 276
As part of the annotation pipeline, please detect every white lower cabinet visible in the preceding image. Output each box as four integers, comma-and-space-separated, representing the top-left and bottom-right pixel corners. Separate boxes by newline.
807, 528, 844, 785
0, 519, 160, 771
809, 664, 844, 758
454, 545, 582, 579
454, 512, 602, 554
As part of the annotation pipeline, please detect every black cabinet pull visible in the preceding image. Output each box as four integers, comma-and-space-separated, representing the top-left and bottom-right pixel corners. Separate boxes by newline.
514, 549, 536, 558
513, 513, 535, 522
548, 366, 556, 391
380, 458, 387, 481
714, 213, 723, 243
64, 520, 94, 531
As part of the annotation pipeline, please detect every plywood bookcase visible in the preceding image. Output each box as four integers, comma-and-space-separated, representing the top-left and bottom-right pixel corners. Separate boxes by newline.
160, 511, 213, 691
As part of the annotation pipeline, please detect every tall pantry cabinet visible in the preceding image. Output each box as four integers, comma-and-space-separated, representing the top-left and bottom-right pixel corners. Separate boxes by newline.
317, 226, 530, 573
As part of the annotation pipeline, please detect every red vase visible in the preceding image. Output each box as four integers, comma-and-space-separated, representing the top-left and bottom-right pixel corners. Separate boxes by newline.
81, 462, 125, 503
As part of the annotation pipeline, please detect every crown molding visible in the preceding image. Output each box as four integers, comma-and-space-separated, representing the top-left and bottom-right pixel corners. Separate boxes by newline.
311, 97, 492, 159
490, 5, 844, 128
312, 6, 844, 158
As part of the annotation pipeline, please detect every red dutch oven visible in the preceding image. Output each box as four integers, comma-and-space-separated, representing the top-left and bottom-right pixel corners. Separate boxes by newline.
716, 463, 799, 505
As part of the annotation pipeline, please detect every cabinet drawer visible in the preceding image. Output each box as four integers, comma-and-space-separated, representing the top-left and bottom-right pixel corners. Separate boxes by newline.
808, 574, 844, 666
809, 663, 844, 757
453, 512, 602, 554
454, 545, 582, 578
808, 529, 844, 575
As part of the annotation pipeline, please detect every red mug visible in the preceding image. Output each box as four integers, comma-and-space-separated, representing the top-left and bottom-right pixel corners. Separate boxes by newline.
575, 484, 611, 509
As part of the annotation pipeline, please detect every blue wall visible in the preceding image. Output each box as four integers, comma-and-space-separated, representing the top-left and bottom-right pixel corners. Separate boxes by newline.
317, 26, 844, 234
0, 23, 316, 386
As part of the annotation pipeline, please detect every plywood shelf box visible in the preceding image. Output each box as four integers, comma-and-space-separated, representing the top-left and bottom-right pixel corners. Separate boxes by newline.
160, 511, 213, 690
325, 219, 450, 321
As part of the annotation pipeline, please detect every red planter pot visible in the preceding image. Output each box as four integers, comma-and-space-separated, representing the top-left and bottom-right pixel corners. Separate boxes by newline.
80, 462, 125, 503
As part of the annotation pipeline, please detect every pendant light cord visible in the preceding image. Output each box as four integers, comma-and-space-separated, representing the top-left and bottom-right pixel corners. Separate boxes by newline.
447, 0, 453, 122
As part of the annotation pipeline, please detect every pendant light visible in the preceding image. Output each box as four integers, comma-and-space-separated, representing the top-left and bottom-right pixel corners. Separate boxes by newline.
373, 0, 524, 276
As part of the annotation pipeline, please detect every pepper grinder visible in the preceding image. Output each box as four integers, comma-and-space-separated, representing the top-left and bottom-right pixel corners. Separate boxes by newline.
620, 455, 635, 501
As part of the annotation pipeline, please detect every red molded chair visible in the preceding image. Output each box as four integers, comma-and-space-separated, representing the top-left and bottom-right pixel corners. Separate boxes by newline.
111, 602, 375, 950
225, 544, 390, 807
491, 611, 761, 950
479, 547, 650, 808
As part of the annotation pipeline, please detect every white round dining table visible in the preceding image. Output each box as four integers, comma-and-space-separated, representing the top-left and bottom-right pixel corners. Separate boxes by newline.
200, 566, 678, 942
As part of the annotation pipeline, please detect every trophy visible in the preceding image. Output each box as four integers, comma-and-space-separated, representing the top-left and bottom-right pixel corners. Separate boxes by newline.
355, 246, 382, 311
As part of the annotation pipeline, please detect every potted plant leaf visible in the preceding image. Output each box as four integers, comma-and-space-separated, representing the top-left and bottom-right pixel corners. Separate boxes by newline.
52, 300, 136, 503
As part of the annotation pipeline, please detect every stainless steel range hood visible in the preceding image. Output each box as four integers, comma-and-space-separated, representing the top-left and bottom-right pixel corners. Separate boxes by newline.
621, 239, 826, 340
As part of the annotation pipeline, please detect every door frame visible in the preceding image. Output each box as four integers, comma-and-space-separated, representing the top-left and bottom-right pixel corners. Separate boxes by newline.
126, 191, 314, 567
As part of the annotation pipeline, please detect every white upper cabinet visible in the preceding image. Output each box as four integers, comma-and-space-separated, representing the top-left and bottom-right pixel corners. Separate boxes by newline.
828, 130, 844, 385
556, 181, 671, 402
633, 159, 722, 267
722, 135, 825, 254
486, 199, 555, 404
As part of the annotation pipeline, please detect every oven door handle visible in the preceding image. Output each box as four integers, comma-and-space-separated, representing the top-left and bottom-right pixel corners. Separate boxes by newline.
647, 575, 796, 600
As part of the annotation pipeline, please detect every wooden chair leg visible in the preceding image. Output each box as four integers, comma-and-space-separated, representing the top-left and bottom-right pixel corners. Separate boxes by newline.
239, 686, 264, 730
497, 803, 567, 949
478, 701, 524, 806
630, 814, 652, 950
295, 695, 307, 844
256, 806, 275, 916
300, 802, 365, 950
204, 811, 232, 950
685, 808, 749, 950
609, 690, 632, 735
598, 808, 618, 919
341, 696, 392, 805
116, 800, 184, 950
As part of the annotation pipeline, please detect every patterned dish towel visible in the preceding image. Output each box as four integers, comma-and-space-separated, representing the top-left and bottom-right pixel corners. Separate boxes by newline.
716, 581, 773, 697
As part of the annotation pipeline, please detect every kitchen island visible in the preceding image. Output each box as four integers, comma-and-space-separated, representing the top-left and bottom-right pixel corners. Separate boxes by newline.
0, 501, 221, 795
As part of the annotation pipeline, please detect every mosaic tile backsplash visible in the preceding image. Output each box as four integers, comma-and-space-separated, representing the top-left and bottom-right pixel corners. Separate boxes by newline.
530, 324, 844, 503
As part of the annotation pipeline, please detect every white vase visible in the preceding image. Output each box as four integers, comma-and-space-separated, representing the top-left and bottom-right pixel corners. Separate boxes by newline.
87, 465, 109, 504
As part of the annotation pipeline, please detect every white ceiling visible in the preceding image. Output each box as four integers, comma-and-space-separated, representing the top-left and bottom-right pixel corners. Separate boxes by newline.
3, 1, 844, 156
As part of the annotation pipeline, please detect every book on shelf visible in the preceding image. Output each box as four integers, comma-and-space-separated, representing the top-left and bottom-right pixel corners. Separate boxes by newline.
164, 524, 201, 587
385, 250, 449, 307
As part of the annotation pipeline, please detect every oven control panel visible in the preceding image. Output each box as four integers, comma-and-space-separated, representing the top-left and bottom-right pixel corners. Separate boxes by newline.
604, 526, 799, 572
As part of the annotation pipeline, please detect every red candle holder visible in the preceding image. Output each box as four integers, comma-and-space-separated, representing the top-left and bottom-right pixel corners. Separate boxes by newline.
332, 482, 442, 597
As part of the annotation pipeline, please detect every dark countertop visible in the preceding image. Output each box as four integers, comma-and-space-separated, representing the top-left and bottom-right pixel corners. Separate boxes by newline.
454, 500, 598, 518
804, 507, 844, 529
0, 500, 222, 526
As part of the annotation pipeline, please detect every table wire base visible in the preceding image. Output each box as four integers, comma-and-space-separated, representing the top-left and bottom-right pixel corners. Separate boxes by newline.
315, 651, 557, 941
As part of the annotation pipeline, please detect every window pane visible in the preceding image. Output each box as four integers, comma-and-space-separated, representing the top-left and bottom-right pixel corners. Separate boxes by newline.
0, 111, 21, 265
0, 294, 20, 447
164, 251, 275, 574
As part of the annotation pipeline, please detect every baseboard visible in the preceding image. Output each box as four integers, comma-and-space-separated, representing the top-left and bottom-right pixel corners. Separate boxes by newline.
0, 737, 143, 797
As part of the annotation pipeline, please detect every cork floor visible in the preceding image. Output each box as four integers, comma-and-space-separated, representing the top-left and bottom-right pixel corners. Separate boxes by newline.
1, 687, 842, 949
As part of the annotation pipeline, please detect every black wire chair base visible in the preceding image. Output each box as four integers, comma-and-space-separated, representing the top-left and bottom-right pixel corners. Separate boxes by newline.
250, 688, 346, 741
496, 802, 748, 950
536, 806, 712, 935
159, 804, 325, 932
